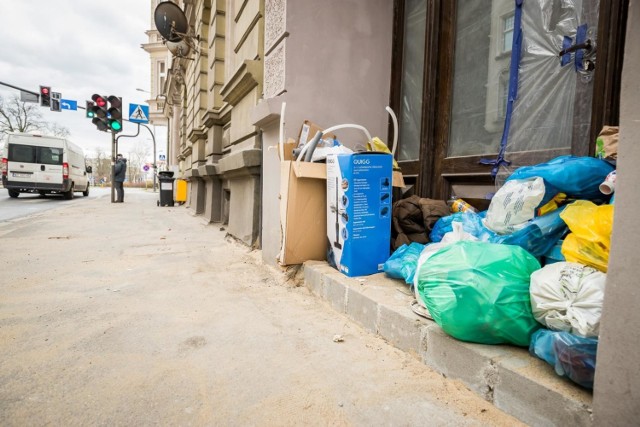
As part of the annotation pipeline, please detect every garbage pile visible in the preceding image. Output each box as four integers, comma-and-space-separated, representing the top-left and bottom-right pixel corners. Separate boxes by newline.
383, 142, 618, 389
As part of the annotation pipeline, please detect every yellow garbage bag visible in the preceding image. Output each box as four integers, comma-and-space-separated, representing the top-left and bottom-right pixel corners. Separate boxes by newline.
560, 200, 614, 272
367, 137, 399, 169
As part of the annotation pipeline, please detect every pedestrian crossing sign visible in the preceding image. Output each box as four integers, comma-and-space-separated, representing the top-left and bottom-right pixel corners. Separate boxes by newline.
128, 103, 150, 124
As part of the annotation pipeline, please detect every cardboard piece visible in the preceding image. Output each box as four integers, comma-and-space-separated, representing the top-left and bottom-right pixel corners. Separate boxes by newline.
278, 158, 327, 265
297, 120, 336, 147
326, 152, 393, 277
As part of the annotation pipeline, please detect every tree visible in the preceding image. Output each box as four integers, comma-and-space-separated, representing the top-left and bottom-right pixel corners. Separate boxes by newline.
0, 94, 70, 141
89, 147, 112, 184
126, 140, 151, 183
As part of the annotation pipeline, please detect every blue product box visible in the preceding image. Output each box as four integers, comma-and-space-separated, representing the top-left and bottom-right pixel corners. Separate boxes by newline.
326, 152, 393, 277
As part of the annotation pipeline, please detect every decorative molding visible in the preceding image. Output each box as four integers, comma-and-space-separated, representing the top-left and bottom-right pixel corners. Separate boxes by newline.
264, 42, 285, 99
220, 60, 262, 106
265, 0, 286, 52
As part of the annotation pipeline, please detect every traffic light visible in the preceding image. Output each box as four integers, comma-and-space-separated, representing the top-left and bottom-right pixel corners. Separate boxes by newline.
39, 86, 51, 107
90, 94, 109, 132
107, 96, 123, 133
51, 92, 61, 112
86, 101, 95, 119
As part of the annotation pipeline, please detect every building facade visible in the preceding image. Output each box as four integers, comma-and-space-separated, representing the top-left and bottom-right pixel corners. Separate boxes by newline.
143, 1, 640, 423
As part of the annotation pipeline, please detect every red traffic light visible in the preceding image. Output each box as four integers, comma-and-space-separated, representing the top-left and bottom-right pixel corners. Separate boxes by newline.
40, 87, 49, 95
91, 94, 107, 108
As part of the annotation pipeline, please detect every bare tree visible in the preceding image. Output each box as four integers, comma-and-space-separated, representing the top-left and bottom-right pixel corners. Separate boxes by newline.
126, 140, 151, 183
89, 147, 112, 184
0, 94, 70, 141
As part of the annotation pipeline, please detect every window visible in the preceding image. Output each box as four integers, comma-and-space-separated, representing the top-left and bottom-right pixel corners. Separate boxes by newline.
397, 0, 427, 162
502, 13, 514, 53
38, 147, 63, 165
8, 144, 35, 163
157, 61, 166, 94
498, 70, 510, 120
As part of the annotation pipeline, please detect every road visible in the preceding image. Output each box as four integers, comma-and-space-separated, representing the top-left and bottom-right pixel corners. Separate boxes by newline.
0, 188, 521, 426
0, 186, 113, 222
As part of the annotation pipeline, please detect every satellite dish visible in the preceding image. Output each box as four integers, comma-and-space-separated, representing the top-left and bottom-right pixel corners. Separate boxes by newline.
154, 1, 188, 43
166, 39, 191, 57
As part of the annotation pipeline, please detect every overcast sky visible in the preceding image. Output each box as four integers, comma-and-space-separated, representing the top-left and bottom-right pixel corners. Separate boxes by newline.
0, 0, 166, 159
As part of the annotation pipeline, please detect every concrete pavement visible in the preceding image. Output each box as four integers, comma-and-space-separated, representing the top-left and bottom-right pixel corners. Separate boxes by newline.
0, 188, 521, 426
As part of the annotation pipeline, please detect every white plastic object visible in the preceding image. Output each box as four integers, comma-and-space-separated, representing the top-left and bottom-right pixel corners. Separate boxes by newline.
385, 106, 398, 156
484, 177, 547, 234
278, 102, 286, 160
322, 124, 372, 143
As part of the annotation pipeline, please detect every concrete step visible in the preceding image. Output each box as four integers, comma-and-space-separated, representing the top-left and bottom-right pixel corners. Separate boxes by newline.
304, 261, 593, 426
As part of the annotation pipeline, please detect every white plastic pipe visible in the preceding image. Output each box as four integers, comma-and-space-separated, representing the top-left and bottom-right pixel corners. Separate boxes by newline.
385, 106, 398, 156
323, 124, 372, 144
278, 102, 286, 160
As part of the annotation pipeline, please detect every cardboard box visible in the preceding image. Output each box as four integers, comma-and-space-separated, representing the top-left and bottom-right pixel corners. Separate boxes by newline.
278, 158, 327, 265
297, 120, 336, 147
326, 152, 393, 277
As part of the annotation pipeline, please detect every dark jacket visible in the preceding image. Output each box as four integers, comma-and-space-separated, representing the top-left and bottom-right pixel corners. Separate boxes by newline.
114, 159, 127, 182
391, 195, 450, 250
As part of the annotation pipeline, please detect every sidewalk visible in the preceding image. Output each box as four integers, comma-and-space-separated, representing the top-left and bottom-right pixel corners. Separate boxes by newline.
0, 189, 591, 426
0, 188, 522, 426
302, 262, 593, 426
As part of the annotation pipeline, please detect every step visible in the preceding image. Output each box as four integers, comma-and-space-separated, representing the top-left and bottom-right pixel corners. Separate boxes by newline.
303, 261, 593, 426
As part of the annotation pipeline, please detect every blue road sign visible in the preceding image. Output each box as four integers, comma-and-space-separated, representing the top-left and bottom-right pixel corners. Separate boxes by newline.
129, 103, 150, 124
60, 99, 77, 111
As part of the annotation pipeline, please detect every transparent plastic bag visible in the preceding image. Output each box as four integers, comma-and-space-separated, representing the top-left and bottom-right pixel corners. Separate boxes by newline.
529, 329, 598, 389
560, 201, 614, 272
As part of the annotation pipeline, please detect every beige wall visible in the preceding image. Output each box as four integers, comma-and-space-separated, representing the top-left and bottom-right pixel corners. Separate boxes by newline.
258, 0, 394, 265
592, 0, 640, 422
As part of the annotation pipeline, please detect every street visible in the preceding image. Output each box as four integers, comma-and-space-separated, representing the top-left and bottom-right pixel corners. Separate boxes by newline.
0, 186, 112, 222
0, 189, 520, 426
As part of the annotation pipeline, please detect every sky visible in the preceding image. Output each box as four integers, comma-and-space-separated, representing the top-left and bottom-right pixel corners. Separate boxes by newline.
0, 0, 166, 160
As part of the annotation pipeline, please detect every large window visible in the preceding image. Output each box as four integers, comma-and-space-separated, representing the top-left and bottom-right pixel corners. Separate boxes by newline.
8, 144, 63, 165
397, 0, 427, 162
390, 0, 622, 200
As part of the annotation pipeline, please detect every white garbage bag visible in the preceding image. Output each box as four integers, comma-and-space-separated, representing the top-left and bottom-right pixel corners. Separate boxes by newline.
484, 177, 547, 234
529, 262, 606, 338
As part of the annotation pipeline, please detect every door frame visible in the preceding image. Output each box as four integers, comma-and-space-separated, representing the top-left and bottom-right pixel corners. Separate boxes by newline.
390, 0, 628, 200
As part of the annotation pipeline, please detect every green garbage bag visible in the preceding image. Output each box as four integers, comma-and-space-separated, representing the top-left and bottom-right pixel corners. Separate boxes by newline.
417, 241, 541, 346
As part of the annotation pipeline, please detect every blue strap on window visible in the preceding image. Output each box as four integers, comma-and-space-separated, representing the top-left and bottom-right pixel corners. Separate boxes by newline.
561, 36, 573, 66
480, 0, 523, 177
574, 24, 587, 71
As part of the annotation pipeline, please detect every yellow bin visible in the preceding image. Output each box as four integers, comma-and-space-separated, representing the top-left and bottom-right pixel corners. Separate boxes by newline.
175, 179, 188, 204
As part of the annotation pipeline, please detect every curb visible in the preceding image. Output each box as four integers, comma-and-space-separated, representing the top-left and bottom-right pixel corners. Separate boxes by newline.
304, 261, 593, 426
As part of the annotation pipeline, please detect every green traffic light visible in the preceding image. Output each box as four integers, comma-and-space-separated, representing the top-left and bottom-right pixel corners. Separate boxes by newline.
110, 121, 122, 131
87, 111, 95, 118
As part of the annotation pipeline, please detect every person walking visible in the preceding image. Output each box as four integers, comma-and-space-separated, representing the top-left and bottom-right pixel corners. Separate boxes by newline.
114, 154, 127, 203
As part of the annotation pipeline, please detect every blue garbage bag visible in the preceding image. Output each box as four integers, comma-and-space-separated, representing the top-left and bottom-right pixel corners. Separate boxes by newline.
383, 242, 425, 284
506, 155, 614, 200
530, 329, 598, 389
429, 211, 495, 243
498, 207, 568, 257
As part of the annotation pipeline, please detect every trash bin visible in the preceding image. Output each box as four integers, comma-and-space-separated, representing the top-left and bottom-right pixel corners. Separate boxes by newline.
175, 179, 187, 205
157, 171, 175, 207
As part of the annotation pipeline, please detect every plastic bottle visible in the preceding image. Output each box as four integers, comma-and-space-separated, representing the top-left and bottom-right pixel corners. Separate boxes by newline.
447, 197, 478, 214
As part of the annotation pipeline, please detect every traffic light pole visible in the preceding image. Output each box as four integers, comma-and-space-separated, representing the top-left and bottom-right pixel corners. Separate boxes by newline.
111, 125, 141, 202
139, 123, 157, 192
110, 131, 116, 203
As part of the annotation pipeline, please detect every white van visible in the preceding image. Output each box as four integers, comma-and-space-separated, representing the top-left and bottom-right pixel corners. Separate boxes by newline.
1, 133, 92, 199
